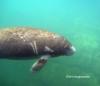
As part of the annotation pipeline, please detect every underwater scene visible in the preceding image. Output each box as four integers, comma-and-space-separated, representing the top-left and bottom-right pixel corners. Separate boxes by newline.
0, 0, 100, 86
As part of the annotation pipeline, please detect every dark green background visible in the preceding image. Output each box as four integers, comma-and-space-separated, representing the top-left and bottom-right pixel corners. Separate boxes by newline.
0, 0, 100, 86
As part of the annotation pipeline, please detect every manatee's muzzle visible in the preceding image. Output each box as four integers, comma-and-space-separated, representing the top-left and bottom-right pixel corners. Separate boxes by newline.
70, 46, 76, 53
65, 45, 76, 56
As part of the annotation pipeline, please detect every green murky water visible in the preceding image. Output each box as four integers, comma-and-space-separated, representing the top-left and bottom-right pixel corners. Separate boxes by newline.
0, 0, 100, 86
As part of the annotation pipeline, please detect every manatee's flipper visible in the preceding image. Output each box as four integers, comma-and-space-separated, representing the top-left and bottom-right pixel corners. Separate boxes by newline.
31, 55, 50, 73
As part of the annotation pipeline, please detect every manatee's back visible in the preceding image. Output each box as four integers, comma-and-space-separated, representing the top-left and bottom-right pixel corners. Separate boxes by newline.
0, 28, 37, 59
0, 27, 62, 59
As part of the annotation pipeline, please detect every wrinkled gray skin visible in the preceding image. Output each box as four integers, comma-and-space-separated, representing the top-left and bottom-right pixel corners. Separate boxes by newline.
0, 27, 76, 73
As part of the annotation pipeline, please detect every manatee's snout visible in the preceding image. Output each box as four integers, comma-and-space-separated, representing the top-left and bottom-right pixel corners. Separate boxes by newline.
70, 46, 76, 54
65, 45, 76, 56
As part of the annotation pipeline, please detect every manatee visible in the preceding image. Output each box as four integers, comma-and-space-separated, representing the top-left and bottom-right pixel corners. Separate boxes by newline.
0, 27, 76, 73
